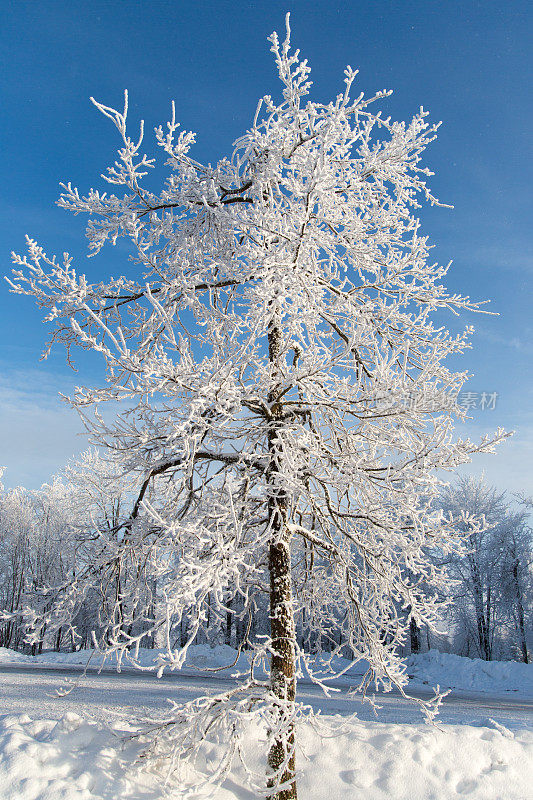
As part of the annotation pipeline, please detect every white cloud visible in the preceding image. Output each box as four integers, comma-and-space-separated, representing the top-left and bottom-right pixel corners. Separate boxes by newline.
0, 367, 87, 489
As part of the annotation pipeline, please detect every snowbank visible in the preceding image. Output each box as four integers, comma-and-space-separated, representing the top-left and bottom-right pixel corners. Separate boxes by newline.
0, 643, 367, 681
407, 650, 533, 696
3, 644, 532, 695
0, 647, 32, 664
0, 711, 531, 800
0, 644, 250, 672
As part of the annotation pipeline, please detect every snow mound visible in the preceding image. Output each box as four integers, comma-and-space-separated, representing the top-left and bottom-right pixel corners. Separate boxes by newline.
0, 712, 531, 799
0, 644, 258, 675
407, 650, 533, 696
0, 647, 32, 664
0, 712, 160, 800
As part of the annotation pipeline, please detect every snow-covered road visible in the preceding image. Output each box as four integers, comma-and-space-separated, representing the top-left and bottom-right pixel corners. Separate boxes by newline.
1, 664, 531, 730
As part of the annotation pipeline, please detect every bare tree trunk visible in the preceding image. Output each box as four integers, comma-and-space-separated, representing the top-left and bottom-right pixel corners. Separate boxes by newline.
147, 578, 157, 649
225, 595, 233, 646
409, 616, 421, 654
267, 322, 298, 800
268, 530, 297, 799
485, 583, 493, 660
235, 593, 246, 646
206, 592, 211, 638
470, 557, 491, 660
513, 560, 529, 664
180, 614, 188, 649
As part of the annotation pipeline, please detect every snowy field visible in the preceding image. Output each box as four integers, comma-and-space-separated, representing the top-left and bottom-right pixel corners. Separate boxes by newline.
0, 647, 532, 799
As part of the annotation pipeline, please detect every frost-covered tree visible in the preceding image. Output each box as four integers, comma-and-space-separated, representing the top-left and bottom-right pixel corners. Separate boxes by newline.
63, 449, 128, 532
0, 483, 35, 650
59, 449, 141, 649
437, 478, 532, 662
439, 478, 507, 661
26, 478, 80, 651
0, 476, 79, 653
8, 17, 506, 799
495, 509, 532, 663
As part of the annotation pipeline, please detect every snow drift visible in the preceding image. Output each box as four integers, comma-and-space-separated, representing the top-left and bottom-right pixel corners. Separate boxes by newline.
407, 650, 533, 696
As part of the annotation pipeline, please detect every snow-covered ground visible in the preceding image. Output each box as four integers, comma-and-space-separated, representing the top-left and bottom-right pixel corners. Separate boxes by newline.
0, 710, 531, 800
0, 647, 532, 799
1, 643, 532, 696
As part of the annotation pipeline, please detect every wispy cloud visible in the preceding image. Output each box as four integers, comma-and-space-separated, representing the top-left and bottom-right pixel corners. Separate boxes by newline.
455, 421, 533, 496
0, 366, 87, 489
474, 326, 533, 354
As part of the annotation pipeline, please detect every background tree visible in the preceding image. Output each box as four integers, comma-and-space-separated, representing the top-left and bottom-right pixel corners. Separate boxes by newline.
8, 17, 506, 799
53, 449, 144, 650
437, 477, 532, 662
494, 509, 531, 663
0, 484, 34, 650
439, 478, 507, 661
26, 478, 79, 652
0, 476, 78, 652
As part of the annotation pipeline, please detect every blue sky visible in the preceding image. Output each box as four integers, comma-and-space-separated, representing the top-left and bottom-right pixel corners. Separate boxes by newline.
1, 0, 531, 491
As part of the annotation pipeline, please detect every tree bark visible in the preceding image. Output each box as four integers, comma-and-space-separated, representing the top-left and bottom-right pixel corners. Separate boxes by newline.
267, 321, 298, 800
